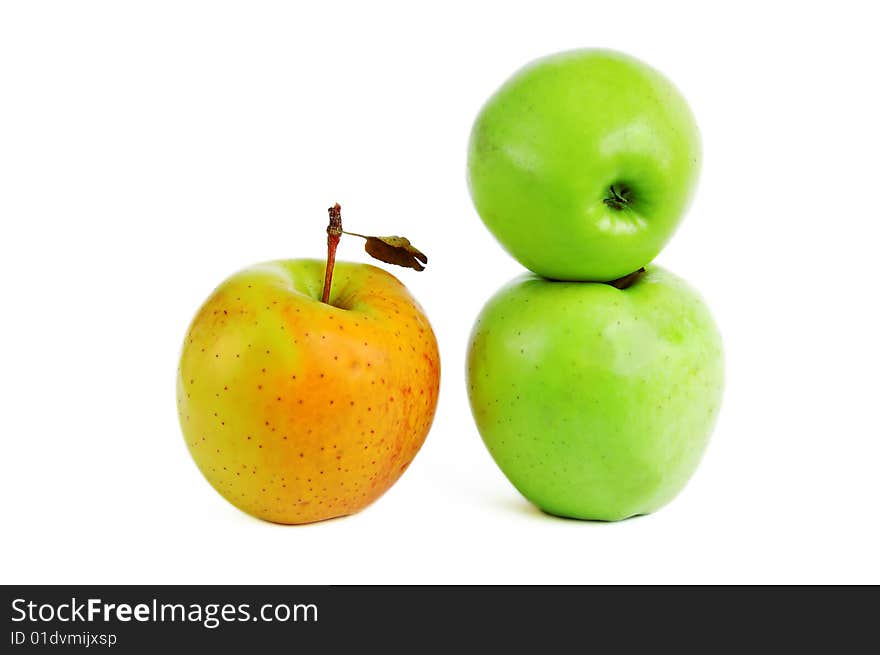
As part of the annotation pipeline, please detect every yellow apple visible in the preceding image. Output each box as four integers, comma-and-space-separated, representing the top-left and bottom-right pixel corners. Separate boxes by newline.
177, 259, 440, 524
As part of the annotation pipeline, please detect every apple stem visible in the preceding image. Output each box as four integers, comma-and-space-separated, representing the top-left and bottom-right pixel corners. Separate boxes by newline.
321, 203, 343, 304
608, 267, 645, 290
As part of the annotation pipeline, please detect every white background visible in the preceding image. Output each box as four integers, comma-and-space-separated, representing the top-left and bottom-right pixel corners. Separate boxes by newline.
2, 1, 878, 584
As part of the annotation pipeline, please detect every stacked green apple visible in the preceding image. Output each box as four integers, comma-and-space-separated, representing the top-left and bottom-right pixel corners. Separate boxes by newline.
466, 49, 724, 521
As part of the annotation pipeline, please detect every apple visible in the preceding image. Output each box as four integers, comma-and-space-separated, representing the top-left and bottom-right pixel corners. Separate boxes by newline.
177, 257, 440, 524
467, 49, 701, 282
466, 266, 723, 521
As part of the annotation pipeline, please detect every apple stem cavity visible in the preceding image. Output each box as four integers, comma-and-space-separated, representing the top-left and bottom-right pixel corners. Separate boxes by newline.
607, 267, 645, 290
321, 203, 343, 305
603, 184, 633, 211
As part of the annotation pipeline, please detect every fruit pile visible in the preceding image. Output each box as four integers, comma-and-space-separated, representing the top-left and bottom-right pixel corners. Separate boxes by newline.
176, 48, 723, 525
466, 49, 724, 521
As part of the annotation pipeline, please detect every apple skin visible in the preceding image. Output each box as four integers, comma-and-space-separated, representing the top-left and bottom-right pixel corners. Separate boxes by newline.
466, 266, 723, 521
468, 49, 701, 281
177, 259, 440, 524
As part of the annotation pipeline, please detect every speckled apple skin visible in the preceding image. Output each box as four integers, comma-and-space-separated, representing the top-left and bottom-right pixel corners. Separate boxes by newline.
177, 259, 440, 524
467, 266, 723, 521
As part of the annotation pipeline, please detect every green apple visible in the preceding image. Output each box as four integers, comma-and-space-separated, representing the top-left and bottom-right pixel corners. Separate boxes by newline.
468, 49, 701, 281
466, 266, 723, 521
